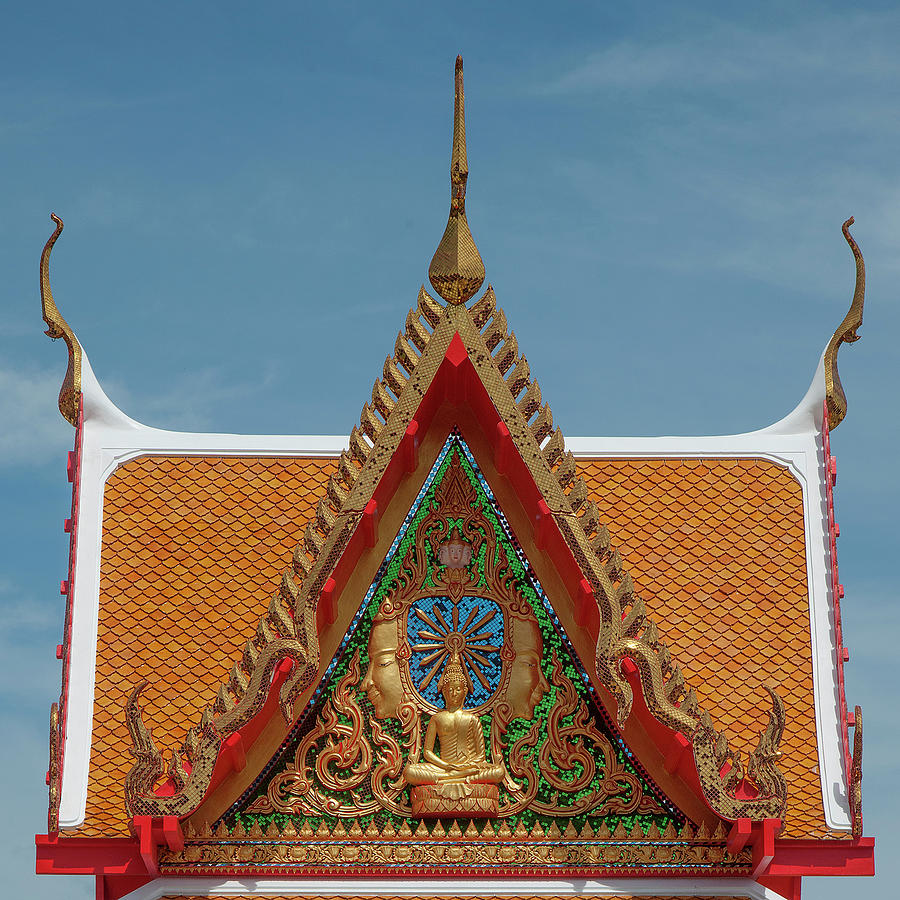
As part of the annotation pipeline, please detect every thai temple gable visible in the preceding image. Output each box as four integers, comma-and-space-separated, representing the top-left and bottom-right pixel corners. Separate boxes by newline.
35, 57, 872, 900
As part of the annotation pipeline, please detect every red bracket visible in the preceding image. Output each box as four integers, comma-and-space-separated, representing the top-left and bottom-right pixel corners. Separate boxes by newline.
664, 731, 691, 776
443, 332, 469, 405
727, 817, 752, 854
361, 499, 379, 548
319, 577, 337, 627
223, 733, 246, 774
575, 579, 594, 627
401, 420, 420, 473
131, 815, 183, 877
751, 818, 780, 877
534, 499, 553, 551
494, 422, 513, 475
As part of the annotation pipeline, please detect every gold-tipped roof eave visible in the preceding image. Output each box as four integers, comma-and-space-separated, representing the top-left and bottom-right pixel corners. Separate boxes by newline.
40, 214, 82, 426
824, 217, 866, 429
428, 56, 486, 305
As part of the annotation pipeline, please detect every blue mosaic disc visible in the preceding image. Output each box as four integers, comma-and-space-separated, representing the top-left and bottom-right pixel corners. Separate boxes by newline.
406, 595, 504, 708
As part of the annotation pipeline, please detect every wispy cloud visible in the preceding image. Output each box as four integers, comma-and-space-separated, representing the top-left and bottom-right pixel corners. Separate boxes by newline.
540, 13, 900, 97
0, 366, 73, 467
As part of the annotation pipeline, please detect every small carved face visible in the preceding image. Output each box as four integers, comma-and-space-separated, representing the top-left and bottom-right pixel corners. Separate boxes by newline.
439, 540, 472, 570
361, 617, 404, 718
506, 618, 550, 719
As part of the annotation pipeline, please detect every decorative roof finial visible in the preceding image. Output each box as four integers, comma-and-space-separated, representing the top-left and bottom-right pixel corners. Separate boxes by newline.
428, 56, 486, 305
824, 217, 866, 429
40, 214, 82, 426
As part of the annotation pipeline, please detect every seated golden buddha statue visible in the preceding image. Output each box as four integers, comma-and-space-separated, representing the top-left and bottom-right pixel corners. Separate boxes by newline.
404, 657, 505, 817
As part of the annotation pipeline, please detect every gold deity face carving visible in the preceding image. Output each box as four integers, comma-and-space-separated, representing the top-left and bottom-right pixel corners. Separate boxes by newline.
505, 616, 550, 720
360, 615, 405, 719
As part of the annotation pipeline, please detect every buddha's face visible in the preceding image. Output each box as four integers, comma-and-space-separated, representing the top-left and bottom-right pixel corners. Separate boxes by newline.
506, 618, 550, 719
361, 617, 404, 718
439, 668, 468, 710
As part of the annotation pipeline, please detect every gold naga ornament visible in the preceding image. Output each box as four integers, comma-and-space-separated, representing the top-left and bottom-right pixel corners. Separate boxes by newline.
824, 217, 866, 428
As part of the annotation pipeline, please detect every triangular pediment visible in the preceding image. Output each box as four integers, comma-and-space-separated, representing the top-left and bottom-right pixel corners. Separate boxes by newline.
125, 286, 788, 859
230, 435, 684, 837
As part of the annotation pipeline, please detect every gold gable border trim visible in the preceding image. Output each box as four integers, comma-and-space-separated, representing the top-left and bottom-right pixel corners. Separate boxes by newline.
159, 816, 752, 875
126, 286, 786, 826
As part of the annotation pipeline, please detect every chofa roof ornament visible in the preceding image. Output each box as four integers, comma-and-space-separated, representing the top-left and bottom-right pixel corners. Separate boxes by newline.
428, 56, 486, 305
824, 217, 866, 429
40, 213, 82, 426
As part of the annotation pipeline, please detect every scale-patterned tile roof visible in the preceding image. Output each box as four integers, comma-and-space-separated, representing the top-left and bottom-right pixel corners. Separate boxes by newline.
82, 452, 826, 838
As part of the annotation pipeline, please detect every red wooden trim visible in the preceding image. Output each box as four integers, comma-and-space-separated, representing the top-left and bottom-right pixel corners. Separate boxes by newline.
663, 731, 691, 777
767, 836, 875, 876
36, 833, 874, 879
361, 499, 379, 548
751, 818, 779, 877
727, 817, 752, 854
223, 733, 246, 774
36, 833, 145, 876
401, 420, 420, 473
318, 577, 337, 628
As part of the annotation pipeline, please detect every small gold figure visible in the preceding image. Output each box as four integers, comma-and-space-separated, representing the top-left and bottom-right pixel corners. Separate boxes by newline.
404, 656, 504, 817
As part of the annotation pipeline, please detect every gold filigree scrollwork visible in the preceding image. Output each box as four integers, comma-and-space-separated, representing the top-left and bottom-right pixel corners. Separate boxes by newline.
40, 214, 82, 426
849, 704, 863, 838
825, 218, 866, 429
249, 650, 415, 818
498, 651, 665, 819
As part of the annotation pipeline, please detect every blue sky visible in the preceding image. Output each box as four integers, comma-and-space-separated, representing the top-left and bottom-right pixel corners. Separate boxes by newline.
1, 2, 897, 897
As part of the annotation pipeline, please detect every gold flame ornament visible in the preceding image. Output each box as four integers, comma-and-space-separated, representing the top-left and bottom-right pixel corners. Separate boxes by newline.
428, 56, 486, 305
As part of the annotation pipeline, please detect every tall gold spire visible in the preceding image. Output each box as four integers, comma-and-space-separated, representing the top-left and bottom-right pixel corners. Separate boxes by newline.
428, 56, 485, 305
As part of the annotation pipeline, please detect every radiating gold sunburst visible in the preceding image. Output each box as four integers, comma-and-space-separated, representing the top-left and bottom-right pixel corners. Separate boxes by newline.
410, 598, 501, 694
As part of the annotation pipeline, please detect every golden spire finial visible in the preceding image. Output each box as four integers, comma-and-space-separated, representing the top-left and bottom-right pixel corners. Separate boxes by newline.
428, 56, 485, 305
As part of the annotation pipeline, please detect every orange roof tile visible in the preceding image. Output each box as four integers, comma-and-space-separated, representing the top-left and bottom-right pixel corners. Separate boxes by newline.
87, 456, 335, 837
85, 453, 826, 839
